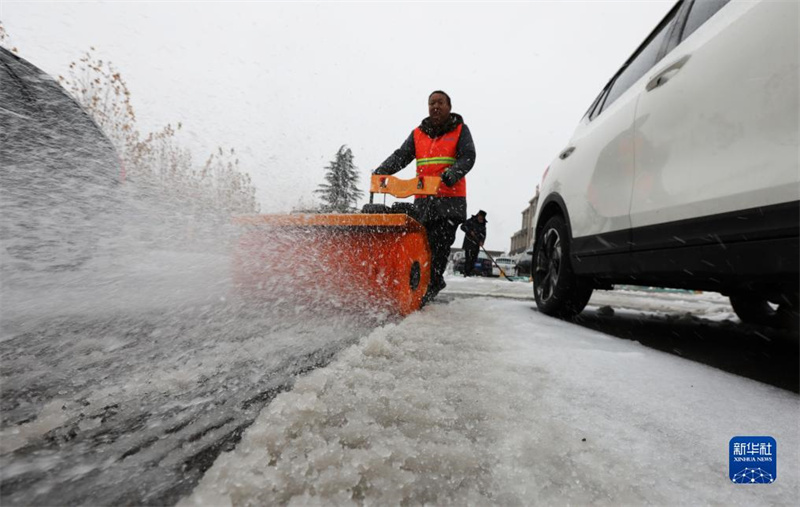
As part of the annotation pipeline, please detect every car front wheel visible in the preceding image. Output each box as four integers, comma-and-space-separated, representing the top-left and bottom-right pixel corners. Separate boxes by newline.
533, 215, 593, 318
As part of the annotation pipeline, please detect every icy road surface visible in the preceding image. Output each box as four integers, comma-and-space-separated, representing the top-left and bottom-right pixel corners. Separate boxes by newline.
184, 277, 798, 506
0, 250, 381, 505
2, 272, 797, 505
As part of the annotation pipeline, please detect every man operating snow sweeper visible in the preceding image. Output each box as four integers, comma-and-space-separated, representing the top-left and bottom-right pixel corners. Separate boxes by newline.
374, 90, 476, 304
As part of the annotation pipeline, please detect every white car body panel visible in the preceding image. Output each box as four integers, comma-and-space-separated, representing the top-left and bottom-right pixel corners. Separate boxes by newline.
543, 89, 639, 239
630, 0, 800, 228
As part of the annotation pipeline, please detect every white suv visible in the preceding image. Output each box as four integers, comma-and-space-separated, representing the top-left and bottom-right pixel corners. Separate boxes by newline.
532, 0, 798, 329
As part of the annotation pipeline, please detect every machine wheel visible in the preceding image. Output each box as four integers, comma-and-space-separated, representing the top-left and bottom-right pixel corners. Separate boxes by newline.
390, 202, 420, 221
730, 291, 799, 331
361, 203, 390, 214
533, 215, 593, 318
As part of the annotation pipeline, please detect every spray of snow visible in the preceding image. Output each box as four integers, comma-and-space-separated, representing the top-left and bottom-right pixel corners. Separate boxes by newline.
0, 72, 388, 503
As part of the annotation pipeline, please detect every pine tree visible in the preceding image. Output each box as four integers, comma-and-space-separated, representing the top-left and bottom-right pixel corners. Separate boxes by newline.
315, 145, 363, 212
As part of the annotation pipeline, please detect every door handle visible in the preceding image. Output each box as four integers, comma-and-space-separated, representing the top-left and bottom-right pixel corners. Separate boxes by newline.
559, 146, 576, 160
646, 54, 691, 92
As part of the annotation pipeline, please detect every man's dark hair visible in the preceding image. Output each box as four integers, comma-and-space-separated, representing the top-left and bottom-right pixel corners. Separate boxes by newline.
429, 90, 451, 107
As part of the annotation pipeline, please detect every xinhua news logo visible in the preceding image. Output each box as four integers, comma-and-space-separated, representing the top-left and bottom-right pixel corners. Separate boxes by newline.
729, 436, 776, 484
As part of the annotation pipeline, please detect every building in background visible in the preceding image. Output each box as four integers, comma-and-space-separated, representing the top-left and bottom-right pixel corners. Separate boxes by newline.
509, 185, 539, 255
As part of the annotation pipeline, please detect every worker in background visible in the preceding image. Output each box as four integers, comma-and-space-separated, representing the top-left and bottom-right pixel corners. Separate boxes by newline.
460, 210, 487, 277
374, 90, 476, 303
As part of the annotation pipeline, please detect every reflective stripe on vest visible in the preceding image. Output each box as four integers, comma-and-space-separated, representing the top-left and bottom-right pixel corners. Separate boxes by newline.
413, 123, 466, 198
417, 157, 457, 167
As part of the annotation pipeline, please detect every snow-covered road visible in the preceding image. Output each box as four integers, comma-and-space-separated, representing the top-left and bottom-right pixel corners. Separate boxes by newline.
2, 270, 797, 505
184, 277, 799, 505
0, 251, 379, 505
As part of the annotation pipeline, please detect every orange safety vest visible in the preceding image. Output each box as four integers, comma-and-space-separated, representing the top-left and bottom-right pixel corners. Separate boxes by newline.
413, 123, 466, 198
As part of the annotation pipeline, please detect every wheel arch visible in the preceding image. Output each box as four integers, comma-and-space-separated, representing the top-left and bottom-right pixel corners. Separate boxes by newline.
535, 193, 574, 245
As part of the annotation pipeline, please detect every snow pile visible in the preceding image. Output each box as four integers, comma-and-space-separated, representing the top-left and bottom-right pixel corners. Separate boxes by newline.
444, 275, 737, 321
588, 287, 737, 322
182, 307, 507, 505
183, 297, 798, 505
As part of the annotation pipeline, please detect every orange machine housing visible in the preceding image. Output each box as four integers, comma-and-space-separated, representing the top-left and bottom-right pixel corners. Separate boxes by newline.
233, 213, 431, 316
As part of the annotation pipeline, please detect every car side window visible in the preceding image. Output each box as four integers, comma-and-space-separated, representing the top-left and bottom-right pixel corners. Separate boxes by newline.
599, 8, 679, 115
681, 0, 730, 42
583, 88, 604, 121
588, 87, 610, 121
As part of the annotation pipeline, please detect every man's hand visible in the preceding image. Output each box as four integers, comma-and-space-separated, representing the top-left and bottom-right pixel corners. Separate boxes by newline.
441, 170, 457, 187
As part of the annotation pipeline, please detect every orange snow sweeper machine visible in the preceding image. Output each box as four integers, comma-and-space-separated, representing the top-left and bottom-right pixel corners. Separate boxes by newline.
233, 175, 440, 315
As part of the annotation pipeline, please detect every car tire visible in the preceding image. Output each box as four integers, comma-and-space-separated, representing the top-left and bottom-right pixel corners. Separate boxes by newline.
533, 215, 593, 318
730, 291, 799, 331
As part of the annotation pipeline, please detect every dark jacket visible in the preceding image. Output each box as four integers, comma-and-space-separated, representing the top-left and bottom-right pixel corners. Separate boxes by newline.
375, 113, 476, 223
461, 214, 486, 250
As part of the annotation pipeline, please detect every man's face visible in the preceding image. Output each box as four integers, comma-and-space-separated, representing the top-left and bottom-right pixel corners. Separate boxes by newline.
428, 93, 451, 125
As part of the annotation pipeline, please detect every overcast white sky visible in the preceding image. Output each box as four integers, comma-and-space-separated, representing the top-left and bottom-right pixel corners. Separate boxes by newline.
2, 0, 672, 251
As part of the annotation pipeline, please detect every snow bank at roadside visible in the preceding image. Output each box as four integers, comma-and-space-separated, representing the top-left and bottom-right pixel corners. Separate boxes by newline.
443, 275, 737, 321
182, 297, 797, 505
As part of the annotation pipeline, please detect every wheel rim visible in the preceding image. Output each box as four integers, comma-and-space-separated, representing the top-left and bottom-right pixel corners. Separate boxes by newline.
535, 228, 561, 303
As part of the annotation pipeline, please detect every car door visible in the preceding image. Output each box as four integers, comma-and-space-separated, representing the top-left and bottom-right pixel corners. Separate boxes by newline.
630, 0, 799, 242
554, 4, 680, 260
